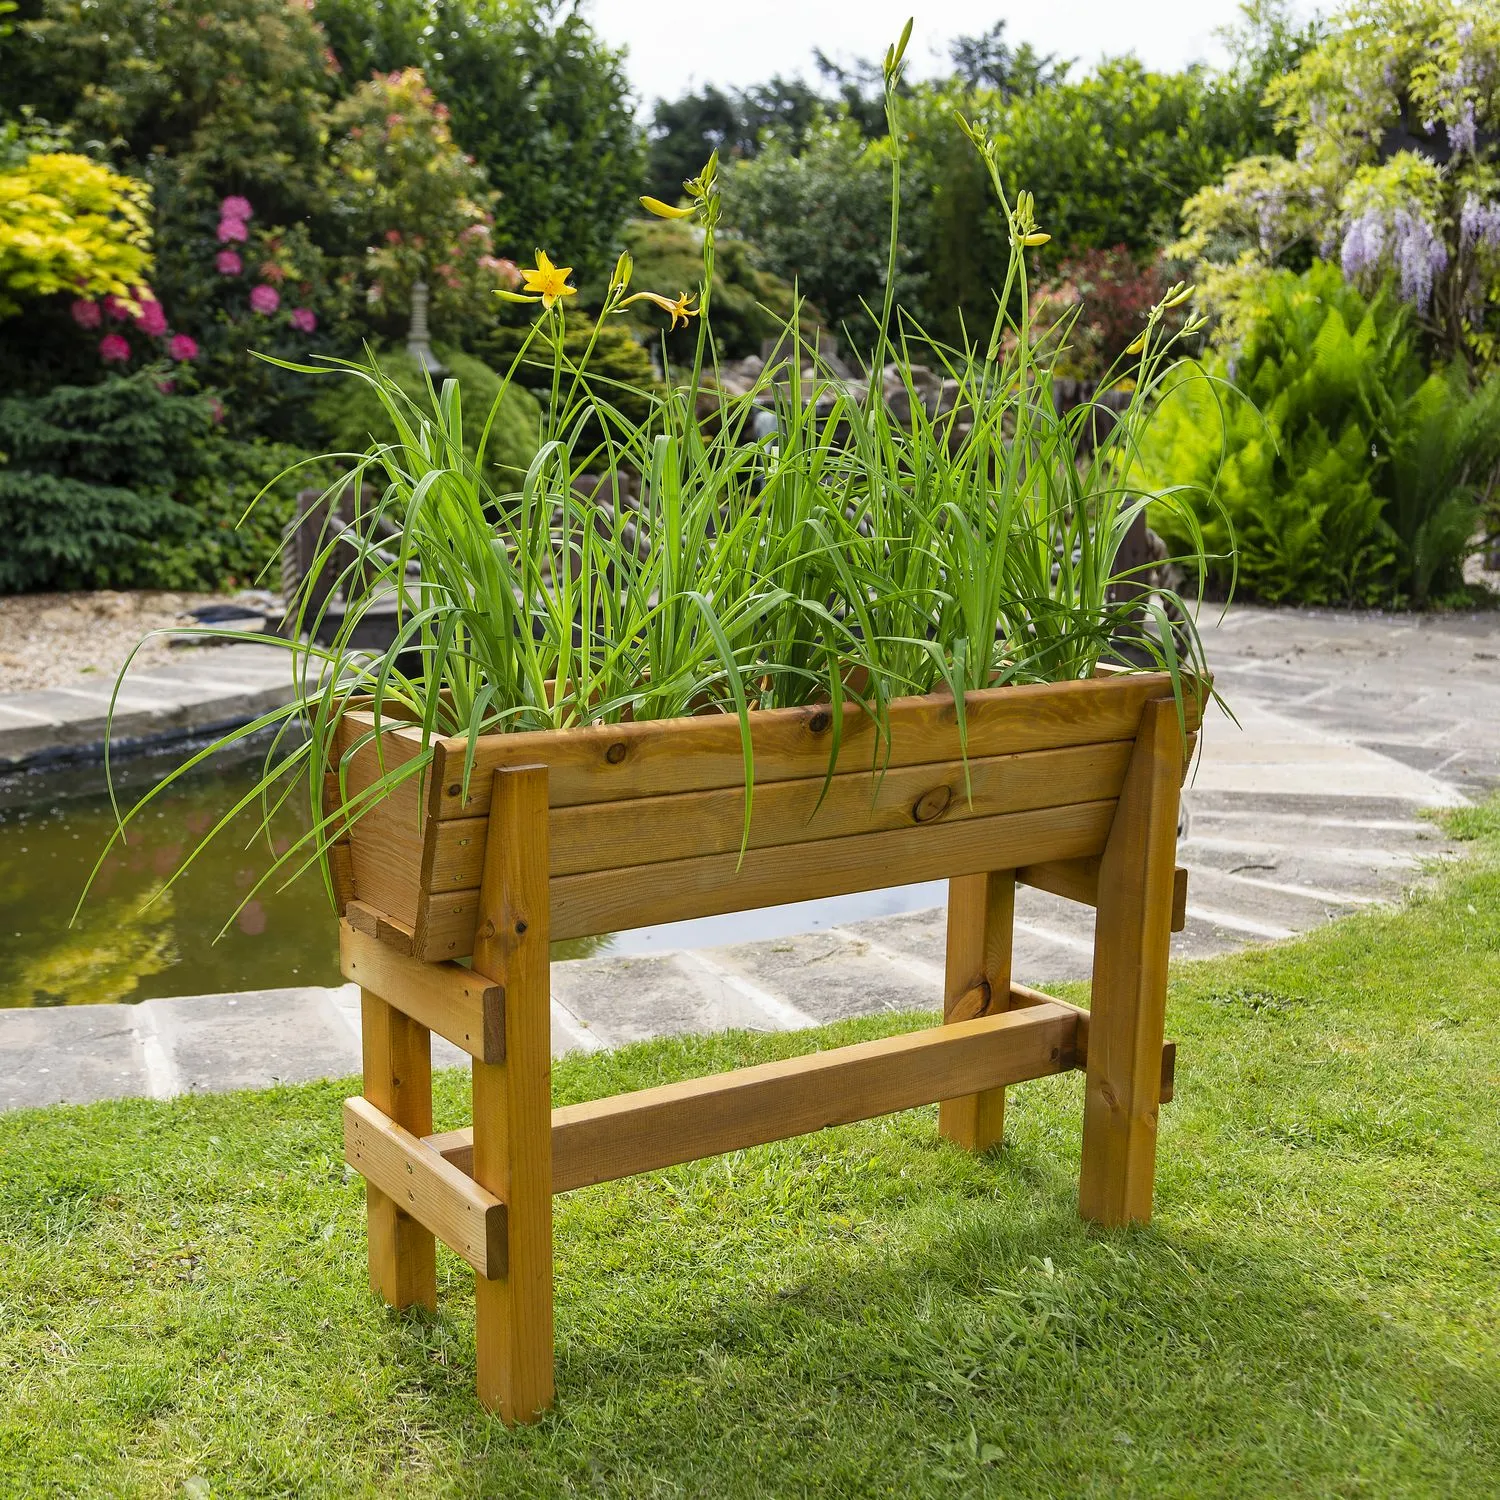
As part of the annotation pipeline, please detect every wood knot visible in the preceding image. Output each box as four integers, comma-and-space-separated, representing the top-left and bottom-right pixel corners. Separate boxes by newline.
514, 920, 528, 935
807, 709, 831, 735
447, 783, 462, 797
911, 785, 953, 824
605, 742, 628, 765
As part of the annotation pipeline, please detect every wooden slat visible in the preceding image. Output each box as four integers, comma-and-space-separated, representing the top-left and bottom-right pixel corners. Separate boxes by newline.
335, 717, 439, 933
360, 990, 435, 1309
1080, 697, 1183, 1225
344, 1096, 506, 1277
340, 920, 504, 1062
939, 872, 1016, 1150
421, 740, 1133, 887
1006, 982, 1176, 1103
346, 899, 417, 955
1018, 858, 1189, 933
420, 673, 1198, 820
428, 1002, 1077, 1191
471, 765, 555, 1423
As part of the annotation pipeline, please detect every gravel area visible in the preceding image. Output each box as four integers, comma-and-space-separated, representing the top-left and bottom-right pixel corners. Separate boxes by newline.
0, 591, 225, 693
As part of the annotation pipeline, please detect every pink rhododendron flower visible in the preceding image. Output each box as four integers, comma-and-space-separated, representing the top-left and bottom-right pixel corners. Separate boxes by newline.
169, 334, 200, 361
217, 218, 248, 243
102, 294, 129, 321
219, 195, 252, 223
135, 299, 168, 336
384, 229, 403, 245
289, 307, 316, 333
99, 333, 131, 363
71, 299, 101, 329
215, 250, 243, 275
248, 284, 280, 314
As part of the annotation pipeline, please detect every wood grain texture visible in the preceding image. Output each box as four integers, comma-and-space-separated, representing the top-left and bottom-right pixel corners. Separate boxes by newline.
470, 765, 555, 1423
939, 872, 1017, 1151
419, 740, 1133, 888
1005, 981, 1176, 1103
343, 1097, 506, 1277
429, 1005, 1076, 1191
407, 798, 1117, 958
340, 920, 504, 1061
360, 989, 435, 1310
422, 673, 1198, 820
1018, 858, 1189, 934
1079, 698, 1184, 1225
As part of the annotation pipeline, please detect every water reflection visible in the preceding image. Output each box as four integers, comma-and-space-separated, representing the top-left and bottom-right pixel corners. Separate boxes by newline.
1, 736, 948, 1007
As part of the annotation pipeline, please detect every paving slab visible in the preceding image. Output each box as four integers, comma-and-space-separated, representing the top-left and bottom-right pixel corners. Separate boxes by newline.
0, 644, 296, 769
0, 1004, 153, 1110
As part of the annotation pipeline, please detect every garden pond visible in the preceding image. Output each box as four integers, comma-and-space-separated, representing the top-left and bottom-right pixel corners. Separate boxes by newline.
1, 736, 946, 1007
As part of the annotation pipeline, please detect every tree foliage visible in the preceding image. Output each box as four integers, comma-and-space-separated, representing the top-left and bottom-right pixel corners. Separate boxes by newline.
315, 0, 643, 271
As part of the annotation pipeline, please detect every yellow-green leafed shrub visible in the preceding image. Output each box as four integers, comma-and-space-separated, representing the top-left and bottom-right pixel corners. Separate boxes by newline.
0, 153, 153, 315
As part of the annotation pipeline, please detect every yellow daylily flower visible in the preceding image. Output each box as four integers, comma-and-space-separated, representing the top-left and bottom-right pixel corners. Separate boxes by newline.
640, 196, 697, 220
1022, 232, 1050, 246
520, 250, 576, 308
1125, 333, 1147, 356
621, 289, 700, 330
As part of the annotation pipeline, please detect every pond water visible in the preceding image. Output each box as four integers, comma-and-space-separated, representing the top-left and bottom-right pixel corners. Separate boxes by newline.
1, 738, 947, 1007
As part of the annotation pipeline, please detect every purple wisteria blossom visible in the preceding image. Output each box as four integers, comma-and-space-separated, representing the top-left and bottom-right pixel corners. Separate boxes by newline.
1450, 99, 1478, 155
1391, 209, 1448, 312
1341, 210, 1386, 279
1460, 194, 1500, 252
1342, 206, 1451, 314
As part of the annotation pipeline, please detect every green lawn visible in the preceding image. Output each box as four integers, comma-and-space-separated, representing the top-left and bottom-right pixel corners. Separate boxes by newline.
3, 806, 1499, 1498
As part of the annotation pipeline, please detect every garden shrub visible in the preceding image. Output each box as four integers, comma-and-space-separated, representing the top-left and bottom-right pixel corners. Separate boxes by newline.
1136, 262, 1500, 605
311, 347, 541, 480
479, 311, 660, 439
0, 147, 153, 316
612, 219, 815, 362
1178, 0, 1500, 369
326, 68, 507, 336
724, 117, 919, 347
0, 375, 310, 592
1027, 247, 1179, 378
0, 0, 337, 228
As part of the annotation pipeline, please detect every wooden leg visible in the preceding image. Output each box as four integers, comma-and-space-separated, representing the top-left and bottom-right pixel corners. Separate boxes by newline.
1079, 698, 1183, 1225
938, 869, 1016, 1151
361, 987, 436, 1310
471, 765, 555, 1423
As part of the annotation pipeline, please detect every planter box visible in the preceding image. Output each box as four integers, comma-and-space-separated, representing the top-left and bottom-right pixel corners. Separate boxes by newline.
333, 672, 1202, 1421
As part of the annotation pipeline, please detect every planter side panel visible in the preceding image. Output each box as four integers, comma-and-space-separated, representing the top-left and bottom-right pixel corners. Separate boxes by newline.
335, 714, 434, 937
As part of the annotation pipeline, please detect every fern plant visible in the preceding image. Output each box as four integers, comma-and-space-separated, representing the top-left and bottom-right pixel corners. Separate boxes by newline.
1136, 261, 1500, 605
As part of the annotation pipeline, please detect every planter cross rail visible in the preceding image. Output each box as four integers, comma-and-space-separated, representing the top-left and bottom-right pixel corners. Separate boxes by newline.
331, 671, 1201, 1421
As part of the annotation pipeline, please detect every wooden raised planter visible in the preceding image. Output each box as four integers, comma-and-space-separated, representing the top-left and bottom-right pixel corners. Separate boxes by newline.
331, 673, 1201, 1421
